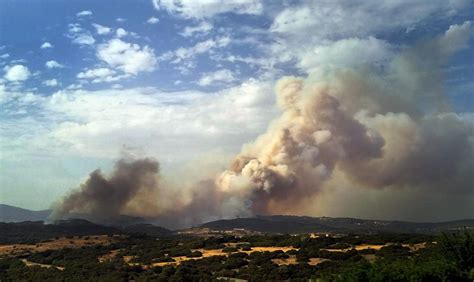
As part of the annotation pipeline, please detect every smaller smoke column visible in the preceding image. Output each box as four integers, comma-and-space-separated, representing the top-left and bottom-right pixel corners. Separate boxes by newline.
51, 158, 161, 221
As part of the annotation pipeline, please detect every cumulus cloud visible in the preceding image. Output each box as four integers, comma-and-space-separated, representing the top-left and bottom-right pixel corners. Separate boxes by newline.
97, 39, 157, 74
43, 79, 59, 87
40, 42, 53, 49
45, 60, 64, 69
73, 34, 95, 45
76, 10, 92, 17
171, 37, 230, 64
181, 21, 212, 37
26, 79, 274, 161
268, 0, 474, 74
153, 0, 263, 19
67, 23, 95, 46
297, 37, 394, 73
77, 68, 114, 79
270, 1, 470, 39
92, 23, 111, 35
116, 28, 128, 38
77, 67, 129, 83
198, 69, 235, 86
4, 64, 30, 81
146, 17, 159, 24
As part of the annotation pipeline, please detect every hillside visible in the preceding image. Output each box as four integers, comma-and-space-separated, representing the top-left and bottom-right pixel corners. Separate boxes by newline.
0, 220, 172, 244
0, 204, 147, 226
0, 219, 121, 244
201, 215, 474, 234
0, 204, 51, 222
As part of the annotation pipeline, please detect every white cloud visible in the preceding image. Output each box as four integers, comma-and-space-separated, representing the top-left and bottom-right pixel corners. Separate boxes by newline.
77, 67, 129, 83
66, 83, 83, 90
147, 17, 159, 24
77, 67, 114, 79
181, 21, 212, 37
4, 65, 30, 81
92, 23, 111, 35
116, 18, 126, 22
0, 78, 275, 166
270, 1, 470, 39
116, 28, 128, 38
0, 84, 6, 102
97, 39, 157, 74
45, 60, 64, 69
0, 53, 9, 59
39, 79, 275, 159
73, 34, 95, 45
264, 1, 473, 77
198, 69, 235, 86
76, 10, 92, 17
40, 42, 53, 49
172, 37, 230, 63
297, 37, 394, 73
153, 0, 263, 19
43, 79, 59, 87
438, 21, 472, 55
67, 23, 95, 46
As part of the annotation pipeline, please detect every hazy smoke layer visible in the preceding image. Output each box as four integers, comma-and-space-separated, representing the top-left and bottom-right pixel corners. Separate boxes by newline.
52, 22, 473, 227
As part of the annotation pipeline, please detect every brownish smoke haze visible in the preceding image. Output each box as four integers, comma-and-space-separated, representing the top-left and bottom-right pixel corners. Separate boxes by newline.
50, 158, 162, 221
51, 22, 474, 228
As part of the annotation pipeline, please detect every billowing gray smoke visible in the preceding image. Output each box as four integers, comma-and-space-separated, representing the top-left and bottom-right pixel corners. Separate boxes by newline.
51, 158, 161, 221
52, 22, 474, 228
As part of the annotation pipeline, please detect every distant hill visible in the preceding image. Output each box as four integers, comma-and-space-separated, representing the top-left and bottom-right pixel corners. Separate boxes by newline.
0, 219, 121, 244
120, 223, 172, 236
0, 219, 172, 244
0, 204, 172, 243
0, 204, 146, 226
0, 204, 51, 222
201, 215, 474, 234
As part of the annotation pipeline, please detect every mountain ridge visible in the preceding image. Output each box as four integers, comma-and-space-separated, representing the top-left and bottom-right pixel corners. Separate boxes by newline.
2, 204, 473, 234
200, 215, 474, 234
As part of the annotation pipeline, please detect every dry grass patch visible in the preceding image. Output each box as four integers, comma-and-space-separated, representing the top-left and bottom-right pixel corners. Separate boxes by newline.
21, 259, 65, 271
145, 246, 299, 267
323, 244, 386, 252
98, 249, 121, 262
308, 258, 328, 266
272, 255, 298, 265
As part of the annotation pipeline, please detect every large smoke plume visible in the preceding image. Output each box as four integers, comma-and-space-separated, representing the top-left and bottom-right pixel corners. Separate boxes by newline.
52, 22, 474, 228
51, 158, 162, 220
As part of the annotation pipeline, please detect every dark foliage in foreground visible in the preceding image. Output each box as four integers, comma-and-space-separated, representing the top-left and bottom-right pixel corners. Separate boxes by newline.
1, 231, 473, 281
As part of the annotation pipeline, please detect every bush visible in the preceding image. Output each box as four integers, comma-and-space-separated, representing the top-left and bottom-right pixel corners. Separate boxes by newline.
222, 247, 238, 253
186, 251, 202, 258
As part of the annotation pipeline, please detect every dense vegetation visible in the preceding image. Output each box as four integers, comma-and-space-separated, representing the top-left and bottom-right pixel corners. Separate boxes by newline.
0, 220, 120, 244
1, 230, 472, 281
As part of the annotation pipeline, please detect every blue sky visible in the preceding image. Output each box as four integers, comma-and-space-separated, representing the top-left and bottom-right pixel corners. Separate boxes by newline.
0, 0, 473, 215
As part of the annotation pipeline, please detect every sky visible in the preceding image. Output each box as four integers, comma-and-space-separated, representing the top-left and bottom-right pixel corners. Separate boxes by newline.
0, 0, 473, 220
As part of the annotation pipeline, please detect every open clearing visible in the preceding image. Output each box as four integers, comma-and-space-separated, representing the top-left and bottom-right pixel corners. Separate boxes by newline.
142, 246, 299, 267
322, 243, 428, 253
